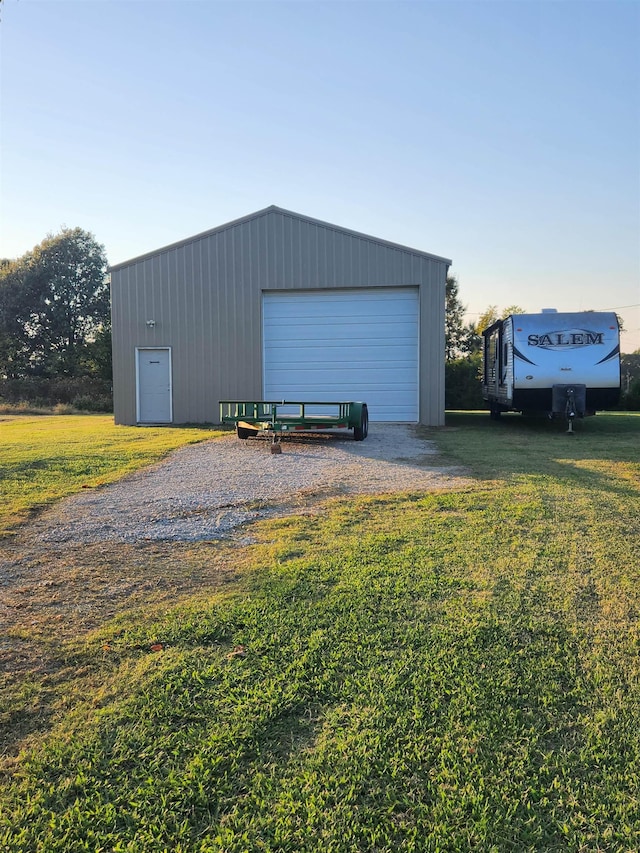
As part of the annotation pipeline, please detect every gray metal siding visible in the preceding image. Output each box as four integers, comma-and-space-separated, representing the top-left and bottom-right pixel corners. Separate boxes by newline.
110, 208, 449, 426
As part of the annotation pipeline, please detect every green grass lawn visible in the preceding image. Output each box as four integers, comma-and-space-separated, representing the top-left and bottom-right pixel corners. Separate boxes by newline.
1, 413, 639, 852
0, 415, 224, 536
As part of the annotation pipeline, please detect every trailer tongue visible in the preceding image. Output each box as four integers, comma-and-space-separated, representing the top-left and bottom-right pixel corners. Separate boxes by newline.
220, 401, 369, 452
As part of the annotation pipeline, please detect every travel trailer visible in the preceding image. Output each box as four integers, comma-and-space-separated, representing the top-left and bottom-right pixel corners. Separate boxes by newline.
482, 310, 620, 428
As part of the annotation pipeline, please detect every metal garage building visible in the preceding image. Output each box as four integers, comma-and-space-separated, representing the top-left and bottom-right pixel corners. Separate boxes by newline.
109, 206, 451, 426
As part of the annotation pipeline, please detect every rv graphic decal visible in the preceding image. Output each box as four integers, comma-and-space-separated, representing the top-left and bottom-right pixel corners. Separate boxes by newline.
513, 346, 536, 365
595, 344, 620, 365
527, 329, 604, 350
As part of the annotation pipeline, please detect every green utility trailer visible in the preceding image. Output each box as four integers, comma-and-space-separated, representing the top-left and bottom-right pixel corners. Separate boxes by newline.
220, 401, 369, 450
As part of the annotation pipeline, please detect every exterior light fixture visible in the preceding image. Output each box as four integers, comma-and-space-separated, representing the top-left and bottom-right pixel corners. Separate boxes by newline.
146, 319, 156, 328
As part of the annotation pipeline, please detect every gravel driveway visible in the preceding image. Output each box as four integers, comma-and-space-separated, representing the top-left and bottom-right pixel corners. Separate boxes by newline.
0, 425, 470, 682
28, 424, 469, 545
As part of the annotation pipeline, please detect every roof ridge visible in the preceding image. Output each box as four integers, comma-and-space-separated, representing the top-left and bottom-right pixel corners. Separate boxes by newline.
109, 206, 451, 271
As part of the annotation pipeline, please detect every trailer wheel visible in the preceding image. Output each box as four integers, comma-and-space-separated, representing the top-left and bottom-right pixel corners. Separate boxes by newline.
354, 404, 369, 441
237, 426, 251, 439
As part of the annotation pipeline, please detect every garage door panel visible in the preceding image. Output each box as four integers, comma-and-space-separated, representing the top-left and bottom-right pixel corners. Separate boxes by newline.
263, 288, 419, 422
265, 370, 416, 383
264, 349, 418, 367
265, 296, 416, 311
266, 309, 417, 324
264, 355, 418, 372
265, 332, 417, 350
264, 317, 418, 334
263, 362, 419, 381
264, 390, 417, 405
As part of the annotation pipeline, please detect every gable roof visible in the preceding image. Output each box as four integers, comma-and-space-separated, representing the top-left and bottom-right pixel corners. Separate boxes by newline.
109, 205, 451, 272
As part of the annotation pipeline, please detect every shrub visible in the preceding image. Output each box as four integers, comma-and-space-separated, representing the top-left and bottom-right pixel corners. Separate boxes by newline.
0, 376, 112, 411
71, 394, 113, 413
445, 354, 484, 410
621, 378, 640, 411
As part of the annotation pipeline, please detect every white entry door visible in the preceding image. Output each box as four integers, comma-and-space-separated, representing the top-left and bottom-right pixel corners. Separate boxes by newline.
263, 288, 419, 421
136, 348, 172, 423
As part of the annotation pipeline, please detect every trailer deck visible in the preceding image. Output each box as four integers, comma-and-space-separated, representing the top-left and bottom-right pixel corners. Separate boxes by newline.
220, 400, 369, 450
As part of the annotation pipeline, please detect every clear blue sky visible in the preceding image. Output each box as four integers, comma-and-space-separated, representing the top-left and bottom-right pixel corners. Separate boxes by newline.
2, 0, 639, 351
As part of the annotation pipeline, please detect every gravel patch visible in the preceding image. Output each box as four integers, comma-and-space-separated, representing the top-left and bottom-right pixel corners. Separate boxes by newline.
28, 424, 470, 545
0, 425, 471, 679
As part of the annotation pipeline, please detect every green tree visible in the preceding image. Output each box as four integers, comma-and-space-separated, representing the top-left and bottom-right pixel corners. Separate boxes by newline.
474, 304, 527, 336
0, 254, 38, 378
501, 304, 526, 320
444, 279, 485, 408
621, 351, 640, 410
444, 301, 527, 411
0, 228, 109, 378
80, 326, 113, 381
476, 305, 498, 335
445, 352, 483, 409
445, 274, 467, 361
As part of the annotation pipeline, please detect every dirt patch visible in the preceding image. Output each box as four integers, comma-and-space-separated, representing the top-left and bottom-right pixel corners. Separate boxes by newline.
0, 538, 248, 682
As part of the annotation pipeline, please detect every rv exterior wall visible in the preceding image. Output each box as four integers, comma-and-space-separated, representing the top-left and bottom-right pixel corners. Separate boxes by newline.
511, 313, 620, 391
481, 311, 621, 415
110, 208, 450, 426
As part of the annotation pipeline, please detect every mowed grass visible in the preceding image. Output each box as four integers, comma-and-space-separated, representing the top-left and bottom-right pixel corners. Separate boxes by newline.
1, 413, 640, 851
0, 415, 224, 536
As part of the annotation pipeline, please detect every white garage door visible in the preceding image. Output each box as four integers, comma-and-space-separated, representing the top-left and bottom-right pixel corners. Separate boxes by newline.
263, 288, 419, 422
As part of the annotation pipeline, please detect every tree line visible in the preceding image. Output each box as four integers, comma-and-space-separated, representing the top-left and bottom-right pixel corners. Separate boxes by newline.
0, 228, 112, 410
1, 230, 638, 412
445, 275, 528, 410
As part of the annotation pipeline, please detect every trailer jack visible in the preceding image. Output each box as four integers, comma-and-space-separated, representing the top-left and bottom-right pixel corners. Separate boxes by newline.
270, 435, 282, 454
566, 388, 577, 436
